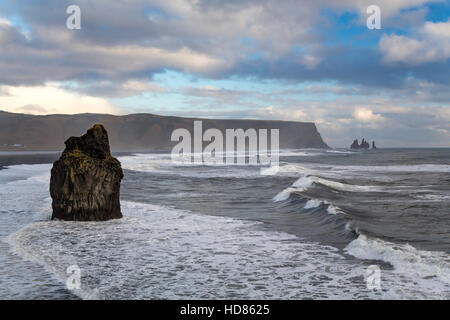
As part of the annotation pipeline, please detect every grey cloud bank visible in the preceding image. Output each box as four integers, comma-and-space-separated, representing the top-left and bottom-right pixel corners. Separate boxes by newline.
0, 0, 448, 147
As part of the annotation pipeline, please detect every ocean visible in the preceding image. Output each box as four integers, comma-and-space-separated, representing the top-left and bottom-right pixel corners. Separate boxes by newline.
0, 148, 449, 299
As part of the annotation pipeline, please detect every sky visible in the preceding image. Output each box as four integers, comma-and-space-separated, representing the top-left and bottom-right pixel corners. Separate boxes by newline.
0, 0, 449, 147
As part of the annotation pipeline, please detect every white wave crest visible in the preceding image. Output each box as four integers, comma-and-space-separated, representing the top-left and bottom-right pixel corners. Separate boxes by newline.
311, 176, 382, 192
0, 164, 51, 184
414, 194, 450, 201
304, 199, 322, 209
272, 176, 313, 202
326, 150, 356, 154
332, 164, 450, 173
272, 173, 382, 203
326, 205, 343, 215
303, 199, 343, 216
345, 234, 450, 299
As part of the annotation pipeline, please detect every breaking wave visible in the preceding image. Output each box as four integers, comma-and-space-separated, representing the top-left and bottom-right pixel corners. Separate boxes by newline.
345, 234, 450, 299
272, 174, 383, 203
302, 199, 343, 215
330, 164, 450, 173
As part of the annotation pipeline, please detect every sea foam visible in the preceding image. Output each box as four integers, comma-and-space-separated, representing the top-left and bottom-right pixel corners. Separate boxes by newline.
345, 234, 450, 299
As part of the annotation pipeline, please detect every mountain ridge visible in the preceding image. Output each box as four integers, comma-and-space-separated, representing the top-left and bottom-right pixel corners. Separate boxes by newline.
0, 110, 329, 151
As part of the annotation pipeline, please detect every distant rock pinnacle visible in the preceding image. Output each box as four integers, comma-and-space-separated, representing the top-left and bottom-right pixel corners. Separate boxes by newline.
350, 138, 371, 149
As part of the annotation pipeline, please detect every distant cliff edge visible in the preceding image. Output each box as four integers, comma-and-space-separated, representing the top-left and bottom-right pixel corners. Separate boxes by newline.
0, 110, 329, 151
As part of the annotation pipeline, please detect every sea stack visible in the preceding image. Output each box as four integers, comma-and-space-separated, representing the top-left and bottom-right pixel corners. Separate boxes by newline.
350, 139, 359, 149
350, 138, 370, 149
50, 124, 123, 221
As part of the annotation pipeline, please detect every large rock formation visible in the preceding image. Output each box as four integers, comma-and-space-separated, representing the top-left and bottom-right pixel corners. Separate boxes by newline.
350, 138, 370, 149
361, 138, 370, 149
50, 124, 123, 221
350, 139, 359, 149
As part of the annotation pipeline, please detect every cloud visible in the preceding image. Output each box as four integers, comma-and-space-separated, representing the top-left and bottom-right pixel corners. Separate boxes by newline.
122, 80, 166, 93
0, 17, 12, 26
299, 54, 322, 70
16, 104, 49, 114
256, 106, 310, 121
64, 80, 166, 98
0, 0, 449, 146
0, 0, 441, 88
380, 20, 450, 65
0, 21, 228, 86
330, 0, 439, 20
183, 85, 252, 102
0, 84, 119, 114
353, 107, 385, 123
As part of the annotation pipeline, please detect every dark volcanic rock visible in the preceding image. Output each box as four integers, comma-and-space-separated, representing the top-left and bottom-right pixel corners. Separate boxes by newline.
350, 139, 359, 149
50, 124, 123, 221
360, 138, 370, 149
350, 138, 370, 149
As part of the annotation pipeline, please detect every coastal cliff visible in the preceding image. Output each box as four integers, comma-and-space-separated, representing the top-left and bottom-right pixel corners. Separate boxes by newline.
0, 111, 329, 151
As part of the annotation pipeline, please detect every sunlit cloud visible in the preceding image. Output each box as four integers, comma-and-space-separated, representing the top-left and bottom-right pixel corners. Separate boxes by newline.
380, 20, 450, 65
0, 84, 119, 115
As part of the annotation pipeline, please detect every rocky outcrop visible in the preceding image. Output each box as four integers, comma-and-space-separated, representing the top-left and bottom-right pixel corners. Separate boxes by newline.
50, 124, 123, 221
350, 138, 370, 149
350, 139, 359, 149
360, 138, 370, 149
372, 141, 377, 149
